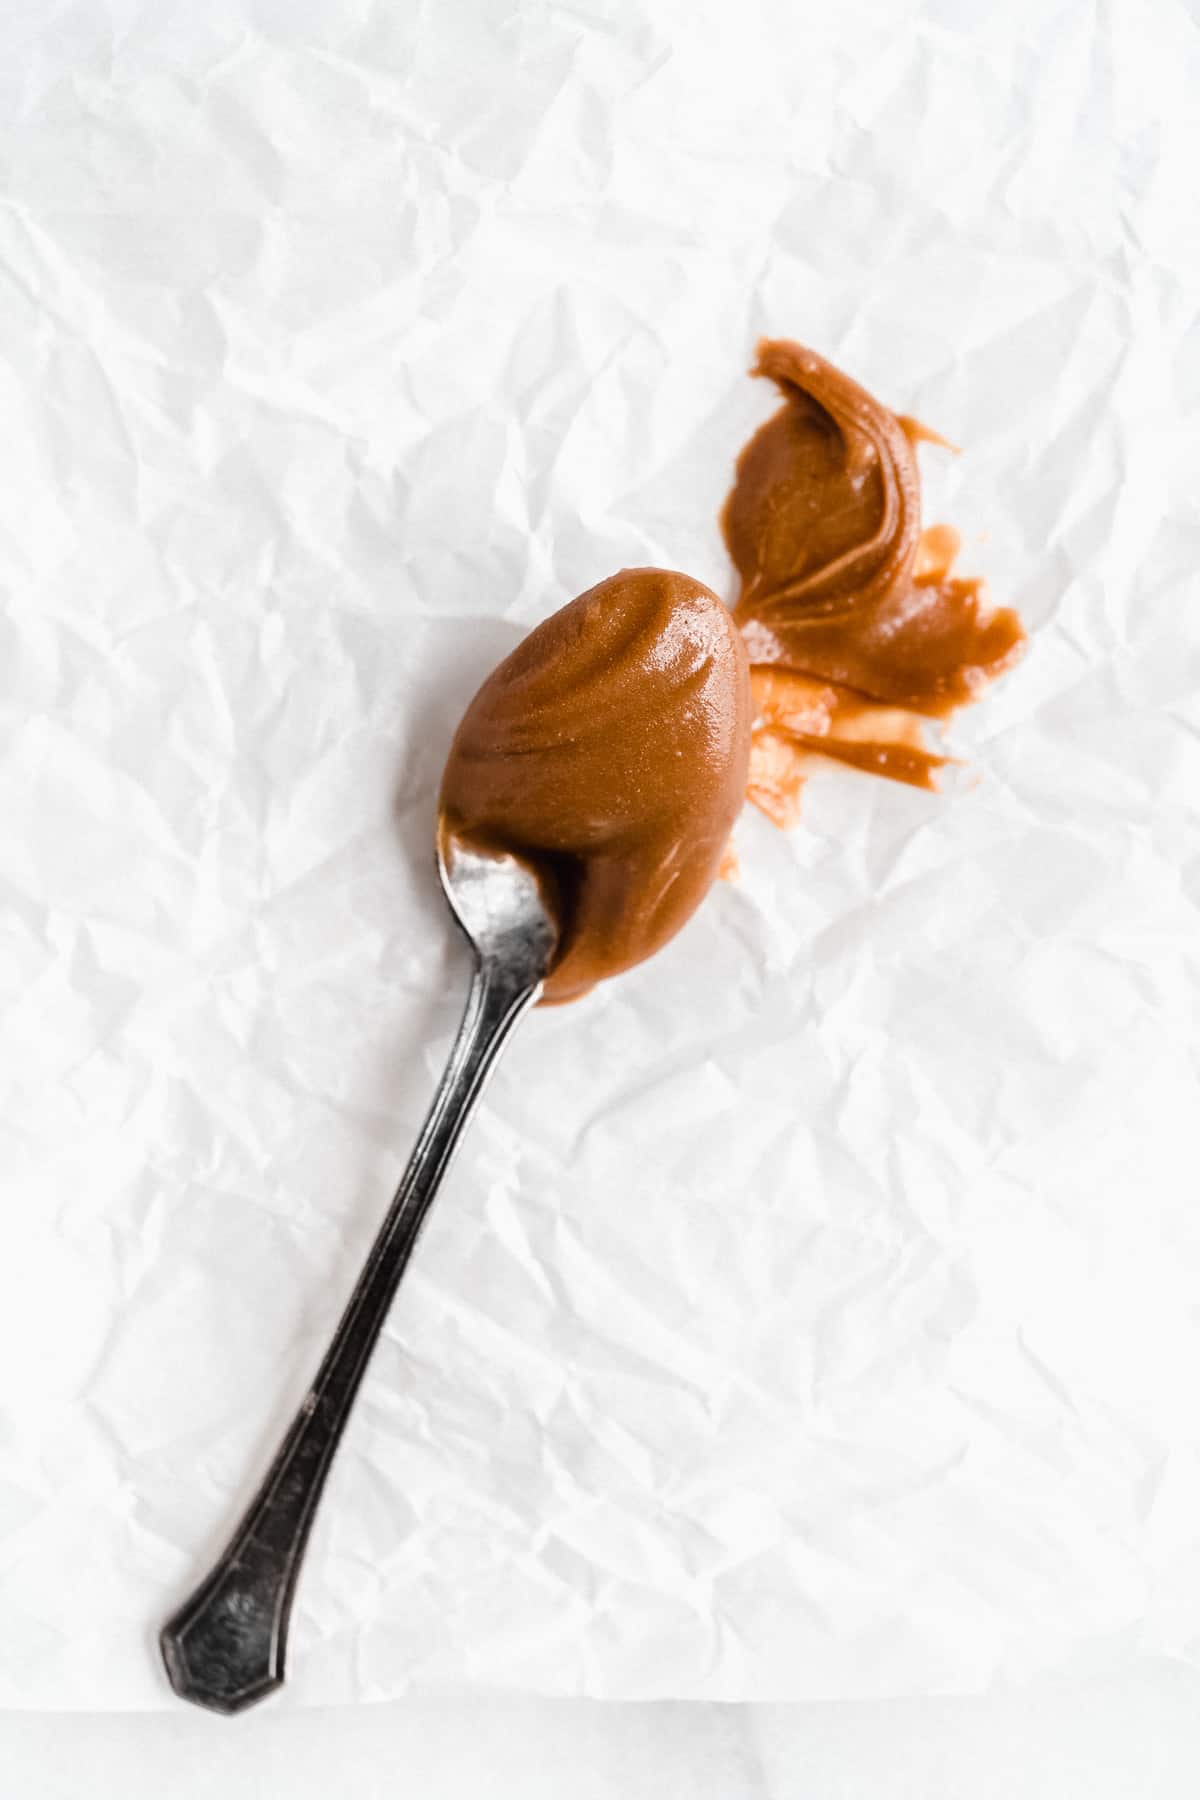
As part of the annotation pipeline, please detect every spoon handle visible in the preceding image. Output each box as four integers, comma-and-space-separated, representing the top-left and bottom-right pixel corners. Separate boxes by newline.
160, 955, 539, 1714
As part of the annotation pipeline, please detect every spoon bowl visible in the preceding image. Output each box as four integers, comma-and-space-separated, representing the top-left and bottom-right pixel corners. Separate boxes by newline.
438, 836, 559, 984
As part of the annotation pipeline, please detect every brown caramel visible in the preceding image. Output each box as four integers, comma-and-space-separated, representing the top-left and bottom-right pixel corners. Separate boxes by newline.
723, 339, 1024, 818
439, 568, 752, 1002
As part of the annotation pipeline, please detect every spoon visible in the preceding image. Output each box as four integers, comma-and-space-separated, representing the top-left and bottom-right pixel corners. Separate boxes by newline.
160, 839, 559, 1713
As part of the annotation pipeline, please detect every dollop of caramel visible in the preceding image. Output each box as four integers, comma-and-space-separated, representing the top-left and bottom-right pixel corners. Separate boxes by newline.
439, 568, 753, 1002
723, 339, 1025, 821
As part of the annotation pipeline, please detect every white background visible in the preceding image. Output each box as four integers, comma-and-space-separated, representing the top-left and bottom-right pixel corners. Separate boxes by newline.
4, 0, 1200, 1786
7, 1670, 1200, 1797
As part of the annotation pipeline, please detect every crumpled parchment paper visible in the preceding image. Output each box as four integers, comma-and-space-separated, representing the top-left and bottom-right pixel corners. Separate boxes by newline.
2, 0, 1199, 1710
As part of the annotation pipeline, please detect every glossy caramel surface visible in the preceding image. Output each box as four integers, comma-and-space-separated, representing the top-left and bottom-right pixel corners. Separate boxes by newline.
440, 568, 752, 1001
724, 339, 1025, 819
725, 338, 1024, 710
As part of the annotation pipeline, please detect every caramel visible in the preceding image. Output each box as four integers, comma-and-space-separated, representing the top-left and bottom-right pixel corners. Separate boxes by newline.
723, 339, 1025, 817
439, 568, 752, 1002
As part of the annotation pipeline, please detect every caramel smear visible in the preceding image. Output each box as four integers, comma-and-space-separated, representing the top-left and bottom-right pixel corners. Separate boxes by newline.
723, 340, 1025, 824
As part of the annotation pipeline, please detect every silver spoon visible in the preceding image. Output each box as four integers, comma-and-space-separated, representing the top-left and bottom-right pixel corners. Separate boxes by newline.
160, 840, 559, 1713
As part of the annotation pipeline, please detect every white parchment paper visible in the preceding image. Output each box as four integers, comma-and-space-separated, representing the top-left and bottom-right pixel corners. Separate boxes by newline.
2, 0, 1199, 1709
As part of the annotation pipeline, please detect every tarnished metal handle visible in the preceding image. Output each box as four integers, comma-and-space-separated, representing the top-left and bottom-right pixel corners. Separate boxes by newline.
160, 955, 541, 1714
